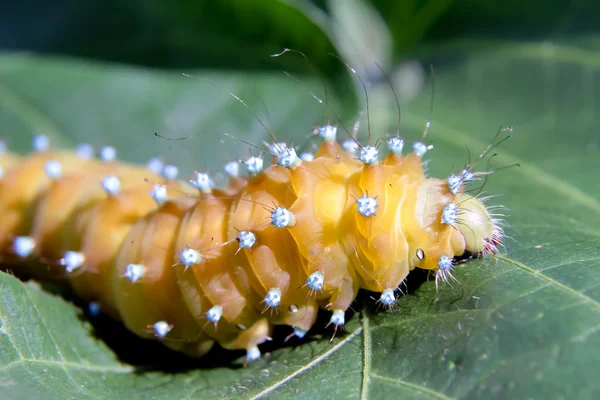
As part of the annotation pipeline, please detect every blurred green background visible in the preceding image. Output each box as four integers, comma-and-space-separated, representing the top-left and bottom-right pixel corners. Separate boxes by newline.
2, 0, 598, 70
3, 0, 598, 149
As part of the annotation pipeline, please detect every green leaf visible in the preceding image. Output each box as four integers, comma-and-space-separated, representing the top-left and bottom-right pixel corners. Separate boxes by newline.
131, 0, 344, 73
0, 0, 342, 73
1, 37, 599, 399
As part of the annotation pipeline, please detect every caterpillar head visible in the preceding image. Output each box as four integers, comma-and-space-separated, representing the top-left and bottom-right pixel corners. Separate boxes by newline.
407, 181, 503, 274
455, 193, 502, 256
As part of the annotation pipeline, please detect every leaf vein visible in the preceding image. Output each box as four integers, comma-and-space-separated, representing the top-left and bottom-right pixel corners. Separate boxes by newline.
360, 315, 371, 400
20, 284, 93, 396
247, 326, 363, 400
538, 256, 600, 272
370, 373, 454, 400
498, 255, 600, 311
0, 81, 71, 146
0, 358, 133, 374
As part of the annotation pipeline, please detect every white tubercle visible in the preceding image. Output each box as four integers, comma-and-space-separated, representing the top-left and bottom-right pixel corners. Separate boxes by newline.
317, 125, 337, 141
277, 147, 302, 169
306, 271, 324, 291
342, 140, 359, 153
33, 135, 50, 152
358, 146, 379, 164
191, 172, 213, 193
162, 164, 179, 180
224, 161, 239, 177
387, 137, 404, 154
61, 251, 85, 273
101, 175, 121, 196
237, 230, 256, 249
447, 174, 462, 195
270, 207, 295, 228
245, 156, 263, 176
437, 256, 454, 271
264, 288, 282, 308
246, 346, 261, 362
44, 160, 62, 179
267, 142, 289, 157
151, 184, 168, 205
179, 248, 201, 267
147, 157, 164, 175
441, 202, 458, 225
13, 236, 36, 258
300, 152, 314, 162
413, 142, 433, 157
329, 310, 345, 326
152, 321, 172, 339
205, 305, 223, 323
356, 195, 378, 217
379, 289, 396, 306
124, 263, 145, 283
76, 143, 95, 160
293, 327, 308, 338
99, 146, 117, 162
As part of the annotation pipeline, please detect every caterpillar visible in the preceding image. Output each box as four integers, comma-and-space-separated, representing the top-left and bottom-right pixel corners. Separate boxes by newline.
0, 116, 507, 362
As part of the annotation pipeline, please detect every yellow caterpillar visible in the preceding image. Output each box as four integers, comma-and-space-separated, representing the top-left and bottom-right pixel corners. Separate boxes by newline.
0, 126, 503, 361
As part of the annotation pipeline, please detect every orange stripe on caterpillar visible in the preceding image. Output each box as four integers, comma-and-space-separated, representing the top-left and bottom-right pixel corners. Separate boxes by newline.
0, 128, 504, 362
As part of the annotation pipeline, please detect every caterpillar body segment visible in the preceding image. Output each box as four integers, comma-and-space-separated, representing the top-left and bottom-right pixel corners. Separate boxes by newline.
0, 150, 88, 257
0, 128, 502, 361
